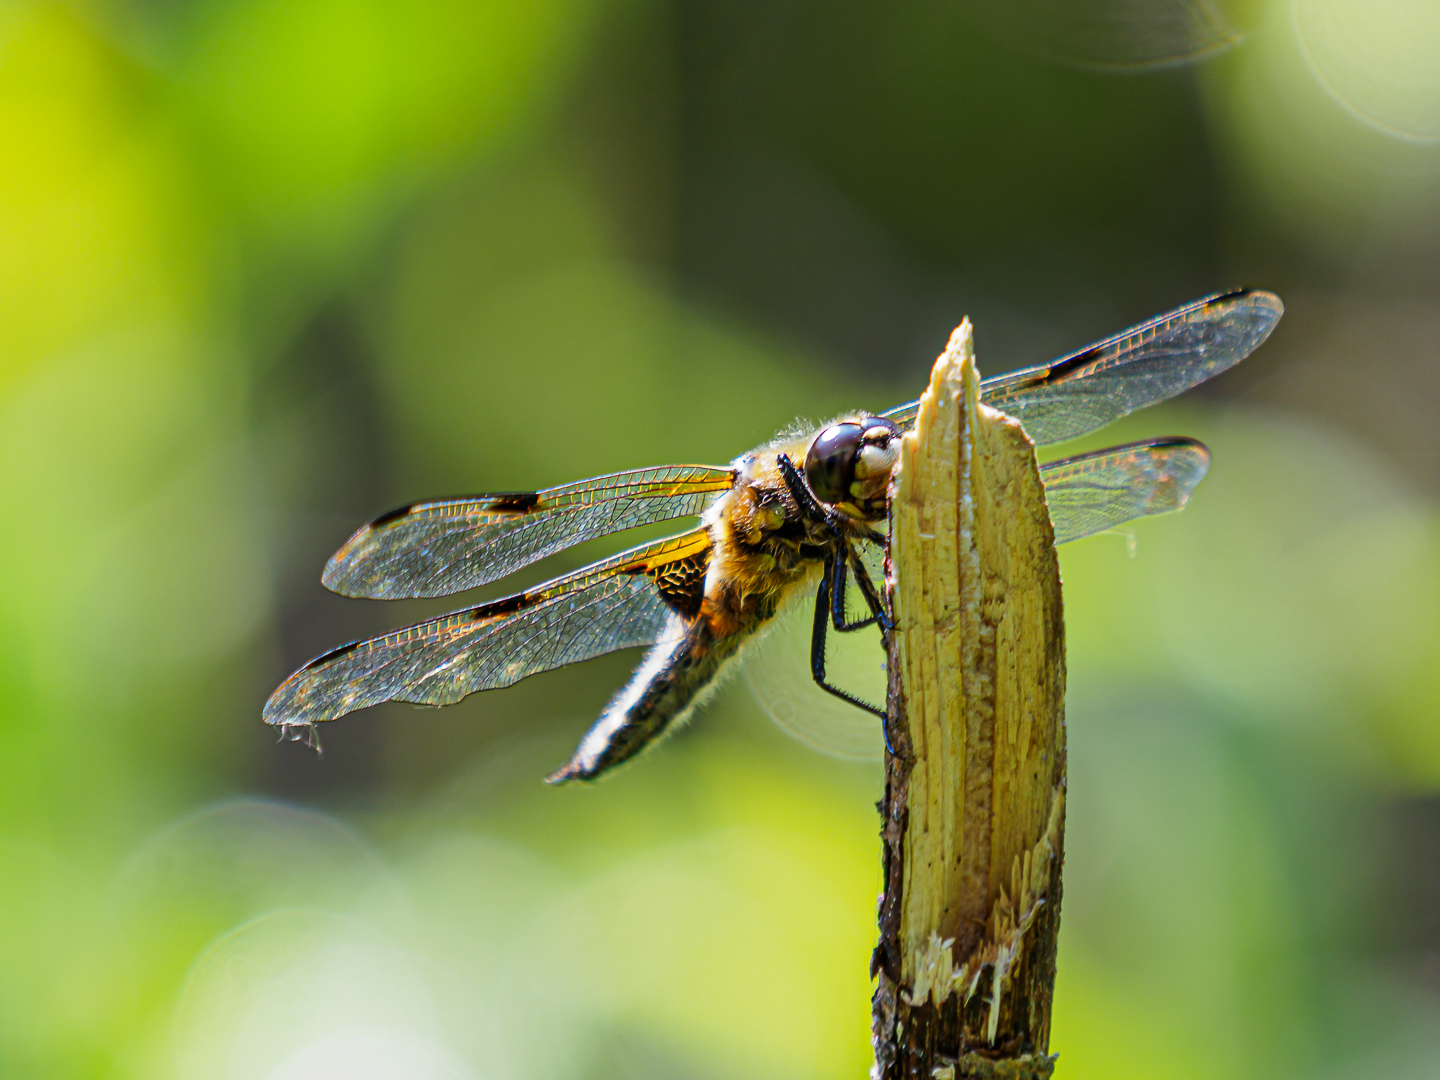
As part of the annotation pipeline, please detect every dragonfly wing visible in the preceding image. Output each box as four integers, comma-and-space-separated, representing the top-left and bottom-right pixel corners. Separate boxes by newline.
323, 465, 733, 599
741, 441, 1209, 753
881, 289, 1282, 444
266, 528, 713, 728
1040, 438, 1211, 545
743, 548, 889, 763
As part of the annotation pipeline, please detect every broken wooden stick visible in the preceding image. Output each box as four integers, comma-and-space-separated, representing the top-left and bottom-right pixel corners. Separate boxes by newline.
873, 319, 1067, 1080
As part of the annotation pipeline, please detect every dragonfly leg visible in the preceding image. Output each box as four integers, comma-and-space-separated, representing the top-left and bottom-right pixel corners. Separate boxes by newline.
844, 545, 893, 636
825, 538, 893, 642
829, 546, 883, 633
811, 557, 891, 750
829, 547, 870, 632
775, 454, 891, 635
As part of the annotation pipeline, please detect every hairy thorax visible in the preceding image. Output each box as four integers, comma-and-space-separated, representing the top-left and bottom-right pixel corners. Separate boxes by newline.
699, 438, 875, 640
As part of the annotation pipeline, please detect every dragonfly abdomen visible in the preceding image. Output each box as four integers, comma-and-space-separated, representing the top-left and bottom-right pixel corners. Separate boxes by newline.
545, 612, 746, 783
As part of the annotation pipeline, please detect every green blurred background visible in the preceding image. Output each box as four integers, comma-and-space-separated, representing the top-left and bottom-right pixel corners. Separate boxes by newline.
3, 0, 1440, 1076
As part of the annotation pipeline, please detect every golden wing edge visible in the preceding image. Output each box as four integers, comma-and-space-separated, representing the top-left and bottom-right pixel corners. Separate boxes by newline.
265, 526, 714, 731
321, 465, 734, 600
879, 287, 1283, 437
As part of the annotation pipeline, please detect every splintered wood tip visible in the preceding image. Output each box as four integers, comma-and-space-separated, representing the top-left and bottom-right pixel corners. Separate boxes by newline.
875, 320, 1066, 1078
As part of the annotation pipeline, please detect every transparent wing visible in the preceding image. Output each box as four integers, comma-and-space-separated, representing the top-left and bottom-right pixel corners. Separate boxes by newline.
881, 289, 1282, 445
265, 528, 712, 729
323, 465, 734, 599
1040, 437, 1210, 544
982, 0, 1241, 71
744, 552, 889, 762
744, 439, 1211, 760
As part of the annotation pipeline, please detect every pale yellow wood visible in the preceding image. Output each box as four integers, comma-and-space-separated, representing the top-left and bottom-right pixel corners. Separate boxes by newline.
887, 318, 1066, 1030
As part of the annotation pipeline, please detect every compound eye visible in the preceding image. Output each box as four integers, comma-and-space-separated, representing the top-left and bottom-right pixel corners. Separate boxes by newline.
804, 422, 864, 505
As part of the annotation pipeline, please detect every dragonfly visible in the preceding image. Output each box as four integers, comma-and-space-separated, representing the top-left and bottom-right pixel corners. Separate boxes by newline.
264, 288, 1282, 782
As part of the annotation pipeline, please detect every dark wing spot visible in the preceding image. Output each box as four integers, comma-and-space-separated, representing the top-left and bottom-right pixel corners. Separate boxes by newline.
482, 492, 543, 513
1208, 287, 1260, 305
465, 591, 533, 621
368, 503, 420, 529
305, 637, 367, 668
622, 549, 710, 619
363, 490, 544, 531
1035, 343, 1103, 383
1141, 436, 1208, 453
655, 552, 710, 619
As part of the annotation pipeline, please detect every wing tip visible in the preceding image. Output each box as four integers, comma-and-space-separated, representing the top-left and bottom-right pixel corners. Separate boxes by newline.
319, 496, 480, 598
322, 545, 431, 600
320, 554, 357, 596
321, 565, 408, 600
1137, 436, 1212, 511
1139, 436, 1212, 490
1211, 286, 1285, 325
261, 634, 372, 731
261, 684, 304, 730
261, 669, 302, 728
322, 521, 386, 596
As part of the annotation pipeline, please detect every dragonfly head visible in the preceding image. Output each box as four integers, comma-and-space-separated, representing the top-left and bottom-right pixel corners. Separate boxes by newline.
804, 416, 901, 520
